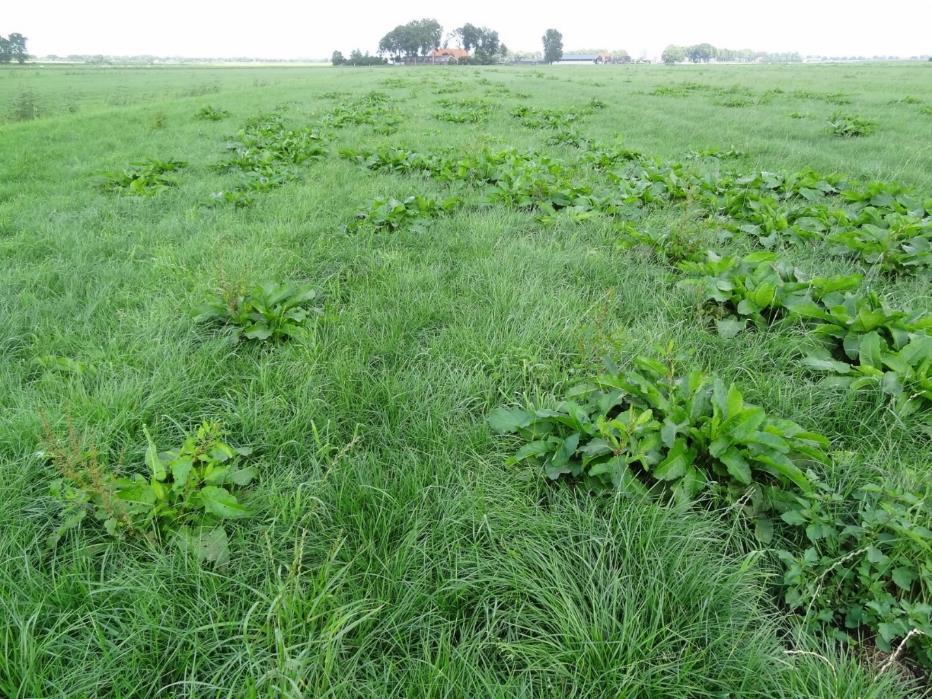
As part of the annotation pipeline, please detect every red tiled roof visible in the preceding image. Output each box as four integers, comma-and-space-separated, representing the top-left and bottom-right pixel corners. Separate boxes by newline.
431, 48, 470, 59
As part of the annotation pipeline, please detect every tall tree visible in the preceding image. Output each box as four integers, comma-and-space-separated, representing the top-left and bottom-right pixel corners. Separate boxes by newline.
453, 23, 506, 64
686, 43, 716, 63
661, 45, 686, 64
7, 33, 27, 64
0, 36, 11, 64
378, 19, 442, 60
542, 29, 563, 64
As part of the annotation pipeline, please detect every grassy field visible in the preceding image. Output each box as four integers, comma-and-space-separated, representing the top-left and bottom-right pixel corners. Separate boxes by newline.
0, 62, 930, 697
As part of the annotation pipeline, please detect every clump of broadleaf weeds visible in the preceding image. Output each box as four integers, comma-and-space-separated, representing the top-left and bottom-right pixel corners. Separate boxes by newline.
195, 105, 230, 121
677, 250, 862, 337
778, 481, 932, 671
211, 113, 325, 206
323, 91, 400, 131
99, 158, 187, 196
489, 347, 828, 520
47, 422, 255, 566
828, 113, 875, 137
510, 105, 590, 130
347, 195, 460, 234
195, 281, 322, 342
679, 251, 931, 414
433, 97, 493, 124
616, 221, 716, 266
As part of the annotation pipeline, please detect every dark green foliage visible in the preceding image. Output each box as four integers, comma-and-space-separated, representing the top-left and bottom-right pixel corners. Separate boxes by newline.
48, 422, 255, 566
99, 158, 187, 196
195, 281, 322, 342
489, 351, 827, 510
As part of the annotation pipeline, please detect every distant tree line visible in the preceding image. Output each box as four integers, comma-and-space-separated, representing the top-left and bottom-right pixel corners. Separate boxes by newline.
0, 33, 28, 64
331, 50, 386, 66
662, 43, 802, 64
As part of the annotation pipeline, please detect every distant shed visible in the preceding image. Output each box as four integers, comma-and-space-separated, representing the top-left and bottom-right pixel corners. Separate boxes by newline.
555, 53, 600, 64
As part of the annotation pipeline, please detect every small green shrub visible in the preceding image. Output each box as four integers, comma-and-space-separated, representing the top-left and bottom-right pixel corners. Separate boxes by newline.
828, 113, 875, 137
8, 89, 39, 121
48, 422, 255, 566
99, 158, 187, 196
195, 281, 322, 342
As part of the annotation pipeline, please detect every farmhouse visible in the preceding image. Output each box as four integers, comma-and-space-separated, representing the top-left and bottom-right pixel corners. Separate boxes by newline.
429, 48, 470, 64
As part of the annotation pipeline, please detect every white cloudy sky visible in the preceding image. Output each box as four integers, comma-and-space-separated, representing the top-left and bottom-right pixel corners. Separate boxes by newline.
6, 0, 931, 59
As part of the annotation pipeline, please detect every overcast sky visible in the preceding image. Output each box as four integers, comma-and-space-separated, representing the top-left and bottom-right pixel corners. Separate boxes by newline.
6, 0, 931, 59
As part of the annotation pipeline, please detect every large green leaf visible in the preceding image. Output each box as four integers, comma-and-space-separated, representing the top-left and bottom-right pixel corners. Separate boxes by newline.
719, 448, 752, 485
653, 439, 692, 481
487, 407, 534, 434
199, 486, 252, 519
143, 427, 166, 481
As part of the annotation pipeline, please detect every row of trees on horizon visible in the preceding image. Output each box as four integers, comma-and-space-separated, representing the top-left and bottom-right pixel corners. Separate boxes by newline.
331, 19, 813, 66
661, 43, 802, 64
333, 20, 566, 66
